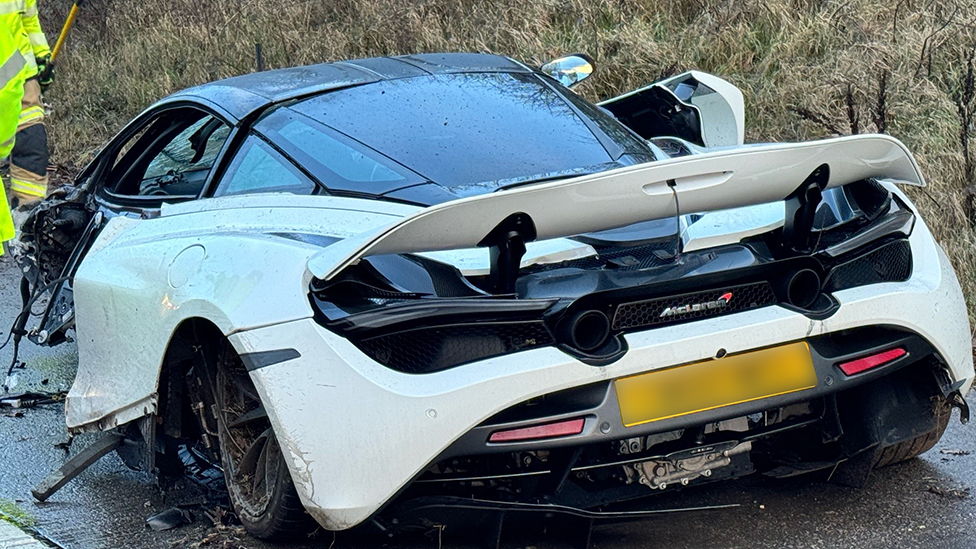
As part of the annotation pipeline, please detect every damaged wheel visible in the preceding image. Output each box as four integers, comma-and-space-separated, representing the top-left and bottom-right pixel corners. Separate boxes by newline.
206, 343, 314, 539
873, 398, 952, 468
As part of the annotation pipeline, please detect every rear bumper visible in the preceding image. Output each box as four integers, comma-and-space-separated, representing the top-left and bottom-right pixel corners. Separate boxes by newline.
233, 216, 973, 530
439, 327, 951, 460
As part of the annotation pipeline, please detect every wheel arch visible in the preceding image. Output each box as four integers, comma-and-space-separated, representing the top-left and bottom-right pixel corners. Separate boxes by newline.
154, 316, 249, 441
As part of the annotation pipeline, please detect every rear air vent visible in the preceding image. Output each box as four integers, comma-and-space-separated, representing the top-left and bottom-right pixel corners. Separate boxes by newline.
823, 239, 912, 292
357, 322, 554, 373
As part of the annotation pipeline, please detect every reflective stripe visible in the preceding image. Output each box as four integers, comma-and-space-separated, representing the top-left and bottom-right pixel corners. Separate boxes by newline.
19, 105, 43, 118
0, 50, 25, 86
0, 51, 27, 88
0, 2, 24, 15
28, 32, 46, 47
10, 178, 46, 197
23, 5, 35, 16
18, 105, 43, 124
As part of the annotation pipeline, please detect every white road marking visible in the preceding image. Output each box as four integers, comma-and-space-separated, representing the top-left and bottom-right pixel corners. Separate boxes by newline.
0, 520, 49, 549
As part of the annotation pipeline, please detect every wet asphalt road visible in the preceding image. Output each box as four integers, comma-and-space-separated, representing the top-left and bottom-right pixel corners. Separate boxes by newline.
1, 255, 975, 548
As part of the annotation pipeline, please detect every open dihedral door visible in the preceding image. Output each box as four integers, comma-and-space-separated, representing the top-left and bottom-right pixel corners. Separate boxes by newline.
598, 71, 746, 148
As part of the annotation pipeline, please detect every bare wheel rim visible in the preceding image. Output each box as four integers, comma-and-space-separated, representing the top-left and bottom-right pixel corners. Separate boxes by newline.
214, 351, 280, 519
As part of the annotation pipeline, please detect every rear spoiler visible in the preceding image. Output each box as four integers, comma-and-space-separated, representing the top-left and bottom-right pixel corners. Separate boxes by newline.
308, 134, 923, 281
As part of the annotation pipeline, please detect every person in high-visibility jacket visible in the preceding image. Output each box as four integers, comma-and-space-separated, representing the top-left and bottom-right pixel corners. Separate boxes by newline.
2, 0, 51, 209
0, 23, 27, 255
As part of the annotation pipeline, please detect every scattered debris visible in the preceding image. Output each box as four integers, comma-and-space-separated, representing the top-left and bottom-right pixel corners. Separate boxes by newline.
202, 506, 233, 527
169, 507, 246, 548
927, 486, 970, 499
178, 445, 226, 495
32, 434, 122, 502
147, 507, 195, 532
939, 448, 970, 456
171, 524, 249, 548
0, 391, 66, 409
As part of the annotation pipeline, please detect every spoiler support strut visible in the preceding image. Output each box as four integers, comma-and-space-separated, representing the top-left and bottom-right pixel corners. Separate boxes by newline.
478, 212, 537, 294
783, 164, 829, 253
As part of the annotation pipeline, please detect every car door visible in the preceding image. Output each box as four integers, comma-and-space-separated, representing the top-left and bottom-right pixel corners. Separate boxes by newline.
29, 105, 235, 346
598, 71, 745, 148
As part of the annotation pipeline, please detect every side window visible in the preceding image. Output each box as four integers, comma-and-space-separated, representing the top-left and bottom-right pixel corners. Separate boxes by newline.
276, 119, 403, 183
143, 117, 229, 184
215, 136, 317, 197
107, 109, 231, 198
254, 110, 424, 194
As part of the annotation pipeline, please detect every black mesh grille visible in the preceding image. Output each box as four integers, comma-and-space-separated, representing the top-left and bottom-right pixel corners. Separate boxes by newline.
824, 239, 912, 292
522, 241, 678, 273
357, 322, 554, 373
847, 179, 890, 219
612, 282, 778, 331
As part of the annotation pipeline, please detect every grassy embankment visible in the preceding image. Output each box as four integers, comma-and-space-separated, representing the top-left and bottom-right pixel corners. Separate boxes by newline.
37, 0, 976, 322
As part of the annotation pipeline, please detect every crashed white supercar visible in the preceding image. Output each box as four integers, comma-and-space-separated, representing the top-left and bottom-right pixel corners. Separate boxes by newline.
15, 53, 973, 539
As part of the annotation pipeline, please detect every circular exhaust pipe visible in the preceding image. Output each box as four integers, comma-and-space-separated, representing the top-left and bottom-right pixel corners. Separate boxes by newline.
560, 310, 611, 352
786, 269, 822, 309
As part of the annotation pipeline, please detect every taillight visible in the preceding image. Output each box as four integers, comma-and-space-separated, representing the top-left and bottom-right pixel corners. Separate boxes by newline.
837, 348, 907, 376
488, 418, 586, 443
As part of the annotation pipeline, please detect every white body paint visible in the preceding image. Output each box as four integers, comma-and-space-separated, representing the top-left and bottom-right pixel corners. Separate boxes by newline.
63, 135, 973, 530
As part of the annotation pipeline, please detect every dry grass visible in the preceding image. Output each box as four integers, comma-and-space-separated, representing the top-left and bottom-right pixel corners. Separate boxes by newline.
35, 0, 976, 321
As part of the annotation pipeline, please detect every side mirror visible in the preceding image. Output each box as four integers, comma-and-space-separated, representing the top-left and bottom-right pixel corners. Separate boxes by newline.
655, 71, 745, 147
540, 54, 595, 88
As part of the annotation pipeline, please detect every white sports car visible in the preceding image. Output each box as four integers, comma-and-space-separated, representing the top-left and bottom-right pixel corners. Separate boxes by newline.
14, 53, 973, 540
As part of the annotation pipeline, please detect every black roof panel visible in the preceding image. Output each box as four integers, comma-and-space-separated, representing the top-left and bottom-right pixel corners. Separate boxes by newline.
156, 53, 530, 123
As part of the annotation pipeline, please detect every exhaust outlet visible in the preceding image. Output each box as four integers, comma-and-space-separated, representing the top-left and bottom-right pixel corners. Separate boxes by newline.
560, 310, 611, 352
785, 269, 821, 309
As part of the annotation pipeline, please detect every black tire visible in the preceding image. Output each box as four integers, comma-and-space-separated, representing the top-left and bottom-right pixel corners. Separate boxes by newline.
208, 342, 315, 540
873, 398, 952, 468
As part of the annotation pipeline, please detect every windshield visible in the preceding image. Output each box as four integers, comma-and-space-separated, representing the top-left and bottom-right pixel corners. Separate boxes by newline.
290, 72, 652, 196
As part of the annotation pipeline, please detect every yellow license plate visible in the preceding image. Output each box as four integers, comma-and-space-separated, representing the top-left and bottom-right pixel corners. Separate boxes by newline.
615, 342, 818, 427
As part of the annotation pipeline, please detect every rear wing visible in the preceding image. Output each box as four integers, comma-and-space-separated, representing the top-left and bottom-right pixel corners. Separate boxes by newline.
308, 134, 923, 281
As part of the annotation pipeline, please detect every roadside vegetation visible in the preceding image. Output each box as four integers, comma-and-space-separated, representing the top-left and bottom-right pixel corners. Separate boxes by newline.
0, 498, 36, 528
37, 0, 976, 320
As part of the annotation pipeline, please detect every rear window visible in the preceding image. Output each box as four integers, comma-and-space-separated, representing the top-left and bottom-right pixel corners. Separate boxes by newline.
290, 72, 625, 196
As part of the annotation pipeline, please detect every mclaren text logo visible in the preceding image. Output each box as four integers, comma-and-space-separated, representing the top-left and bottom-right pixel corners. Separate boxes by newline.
659, 292, 733, 318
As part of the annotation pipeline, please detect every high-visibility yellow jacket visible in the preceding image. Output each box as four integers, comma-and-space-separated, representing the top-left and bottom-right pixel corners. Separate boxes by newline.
0, 0, 49, 78
0, 23, 26, 251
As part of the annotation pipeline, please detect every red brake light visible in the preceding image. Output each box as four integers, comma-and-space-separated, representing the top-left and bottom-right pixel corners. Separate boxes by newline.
488, 418, 586, 443
837, 348, 907, 376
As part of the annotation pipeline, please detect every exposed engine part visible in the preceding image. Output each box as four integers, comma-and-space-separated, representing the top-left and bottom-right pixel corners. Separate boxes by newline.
630, 440, 752, 490
619, 416, 752, 490
17, 184, 94, 285
617, 416, 751, 458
